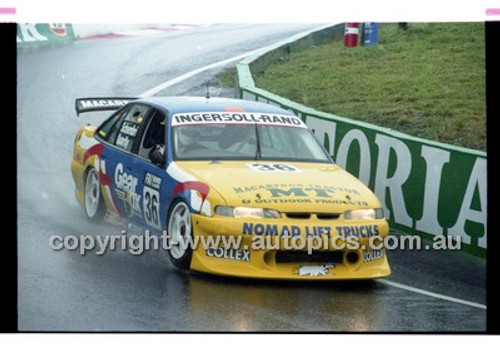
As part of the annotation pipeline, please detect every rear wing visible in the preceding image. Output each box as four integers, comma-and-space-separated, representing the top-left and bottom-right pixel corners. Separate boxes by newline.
75, 97, 138, 116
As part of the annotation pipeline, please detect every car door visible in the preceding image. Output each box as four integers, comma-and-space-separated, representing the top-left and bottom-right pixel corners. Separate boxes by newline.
100, 103, 151, 224
134, 108, 168, 232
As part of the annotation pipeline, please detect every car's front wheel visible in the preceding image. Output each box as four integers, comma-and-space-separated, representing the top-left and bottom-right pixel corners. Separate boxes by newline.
167, 201, 193, 271
84, 168, 105, 221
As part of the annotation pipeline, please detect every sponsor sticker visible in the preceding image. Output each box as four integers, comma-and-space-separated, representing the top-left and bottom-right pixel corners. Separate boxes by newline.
49, 23, 67, 37
144, 173, 162, 190
116, 134, 132, 150
171, 112, 307, 128
336, 225, 379, 238
78, 99, 132, 110
242, 223, 379, 238
363, 248, 384, 263
120, 122, 139, 137
243, 223, 301, 236
114, 163, 142, 216
205, 246, 250, 261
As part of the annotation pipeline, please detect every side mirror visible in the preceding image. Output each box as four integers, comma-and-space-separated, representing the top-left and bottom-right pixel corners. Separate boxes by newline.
149, 149, 165, 167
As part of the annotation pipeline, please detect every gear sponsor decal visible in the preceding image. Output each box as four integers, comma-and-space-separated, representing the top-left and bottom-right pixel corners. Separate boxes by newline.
205, 246, 250, 262
246, 163, 301, 173
363, 248, 384, 262
171, 112, 307, 128
114, 163, 142, 217
115, 163, 138, 193
298, 264, 335, 276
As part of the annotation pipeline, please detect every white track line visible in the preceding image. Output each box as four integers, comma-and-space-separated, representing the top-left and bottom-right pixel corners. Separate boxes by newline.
139, 24, 333, 97
139, 48, 264, 97
380, 279, 487, 310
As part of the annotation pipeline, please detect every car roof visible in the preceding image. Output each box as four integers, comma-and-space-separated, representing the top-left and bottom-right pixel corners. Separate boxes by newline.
135, 96, 295, 115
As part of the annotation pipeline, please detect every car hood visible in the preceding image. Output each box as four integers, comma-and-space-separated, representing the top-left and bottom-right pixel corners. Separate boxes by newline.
174, 161, 382, 213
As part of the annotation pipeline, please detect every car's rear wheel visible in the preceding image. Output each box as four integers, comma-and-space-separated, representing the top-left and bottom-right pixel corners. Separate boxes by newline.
168, 201, 193, 270
84, 168, 104, 221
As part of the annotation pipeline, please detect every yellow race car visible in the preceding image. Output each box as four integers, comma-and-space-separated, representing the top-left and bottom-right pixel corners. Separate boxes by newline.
71, 96, 390, 279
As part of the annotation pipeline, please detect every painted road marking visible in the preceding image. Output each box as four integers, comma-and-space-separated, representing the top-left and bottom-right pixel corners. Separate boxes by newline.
139, 48, 263, 97
380, 279, 487, 310
139, 24, 333, 97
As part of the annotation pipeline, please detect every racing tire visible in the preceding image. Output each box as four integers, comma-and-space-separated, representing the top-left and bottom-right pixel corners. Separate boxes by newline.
167, 201, 193, 271
84, 168, 105, 222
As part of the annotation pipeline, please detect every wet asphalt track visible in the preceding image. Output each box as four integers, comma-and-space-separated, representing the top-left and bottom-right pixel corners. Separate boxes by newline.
17, 23, 486, 331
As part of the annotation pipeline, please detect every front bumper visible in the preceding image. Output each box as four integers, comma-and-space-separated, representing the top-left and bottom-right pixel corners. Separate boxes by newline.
190, 214, 391, 279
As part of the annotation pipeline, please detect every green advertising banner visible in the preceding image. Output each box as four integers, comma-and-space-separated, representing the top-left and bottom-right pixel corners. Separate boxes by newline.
17, 23, 76, 46
236, 25, 487, 258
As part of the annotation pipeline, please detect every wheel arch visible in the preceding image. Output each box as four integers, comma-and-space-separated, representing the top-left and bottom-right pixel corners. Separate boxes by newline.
165, 195, 189, 229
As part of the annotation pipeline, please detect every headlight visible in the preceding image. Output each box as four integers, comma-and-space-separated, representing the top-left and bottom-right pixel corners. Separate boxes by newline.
215, 206, 281, 218
344, 208, 384, 220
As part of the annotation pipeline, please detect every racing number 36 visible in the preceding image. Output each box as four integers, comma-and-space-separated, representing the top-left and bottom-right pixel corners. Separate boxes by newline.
143, 187, 161, 229
247, 163, 300, 173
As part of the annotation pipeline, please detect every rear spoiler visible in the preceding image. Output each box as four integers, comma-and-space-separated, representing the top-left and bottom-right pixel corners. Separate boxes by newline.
75, 97, 138, 116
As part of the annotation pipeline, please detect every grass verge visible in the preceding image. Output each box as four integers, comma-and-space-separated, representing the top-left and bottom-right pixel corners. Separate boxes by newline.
254, 23, 486, 151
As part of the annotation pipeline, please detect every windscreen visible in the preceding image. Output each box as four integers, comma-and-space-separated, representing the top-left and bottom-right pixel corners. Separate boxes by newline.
171, 112, 331, 162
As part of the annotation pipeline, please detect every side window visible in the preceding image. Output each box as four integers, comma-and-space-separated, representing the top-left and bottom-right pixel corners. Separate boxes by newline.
114, 104, 150, 153
138, 110, 166, 160
96, 107, 129, 144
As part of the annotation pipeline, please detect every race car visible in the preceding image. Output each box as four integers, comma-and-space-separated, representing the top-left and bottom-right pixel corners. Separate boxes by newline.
71, 96, 391, 279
